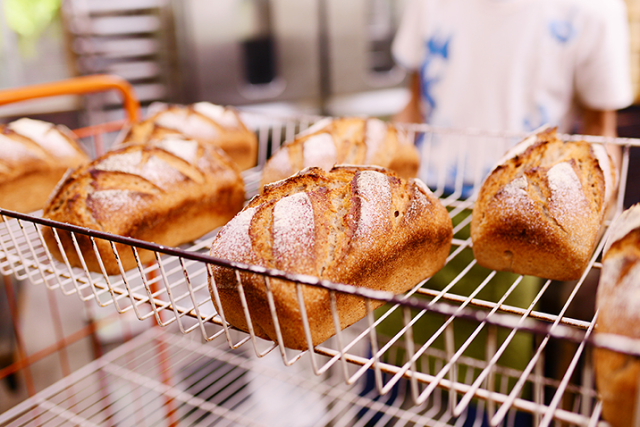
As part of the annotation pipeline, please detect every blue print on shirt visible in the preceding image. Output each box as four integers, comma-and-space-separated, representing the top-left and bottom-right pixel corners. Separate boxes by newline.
549, 19, 576, 44
420, 34, 451, 119
523, 104, 550, 132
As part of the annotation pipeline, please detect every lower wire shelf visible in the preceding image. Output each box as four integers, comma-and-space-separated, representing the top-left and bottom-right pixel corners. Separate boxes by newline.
0, 326, 596, 427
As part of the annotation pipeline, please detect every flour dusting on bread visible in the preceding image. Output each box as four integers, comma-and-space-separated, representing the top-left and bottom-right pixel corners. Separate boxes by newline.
303, 133, 337, 170
87, 190, 150, 218
547, 162, 589, 210
94, 151, 187, 189
273, 193, 316, 265
154, 137, 199, 163
193, 102, 240, 128
211, 207, 257, 262
0, 133, 40, 163
354, 170, 392, 239
8, 118, 80, 159
502, 175, 528, 199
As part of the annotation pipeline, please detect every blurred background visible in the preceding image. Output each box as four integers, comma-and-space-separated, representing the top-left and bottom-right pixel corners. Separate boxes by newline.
0, 0, 415, 124
1, 0, 638, 200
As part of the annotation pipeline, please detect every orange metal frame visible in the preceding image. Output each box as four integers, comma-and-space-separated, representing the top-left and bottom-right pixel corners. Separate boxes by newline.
0, 74, 148, 410
0, 74, 141, 124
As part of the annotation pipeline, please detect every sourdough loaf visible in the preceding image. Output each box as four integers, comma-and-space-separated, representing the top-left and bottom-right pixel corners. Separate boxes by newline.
471, 128, 617, 281
260, 117, 420, 187
209, 165, 453, 349
121, 102, 258, 170
43, 136, 245, 274
0, 118, 89, 213
595, 204, 640, 427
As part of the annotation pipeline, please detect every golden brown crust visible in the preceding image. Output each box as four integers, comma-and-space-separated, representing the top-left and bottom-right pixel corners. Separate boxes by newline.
260, 117, 420, 188
210, 165, 452, 349
471, 128, 616, 281
121, 102, 258, 170
594, 348, 640, 427
43, 137, 246, 274
595, 204, 640, 427
0, 118, 89, 213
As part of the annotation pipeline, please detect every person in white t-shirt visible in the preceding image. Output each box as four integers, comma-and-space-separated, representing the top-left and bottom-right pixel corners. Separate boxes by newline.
393, 0, 632, 135
392, 0, 633, 195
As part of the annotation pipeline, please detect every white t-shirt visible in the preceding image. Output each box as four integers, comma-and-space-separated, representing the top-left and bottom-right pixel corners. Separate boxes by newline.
392, 0, 633, 195
393, 0, 633, 133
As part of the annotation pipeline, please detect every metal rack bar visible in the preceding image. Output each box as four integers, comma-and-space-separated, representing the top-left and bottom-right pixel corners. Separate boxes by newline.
3, 203, 640, 358
0, 75, 141, 123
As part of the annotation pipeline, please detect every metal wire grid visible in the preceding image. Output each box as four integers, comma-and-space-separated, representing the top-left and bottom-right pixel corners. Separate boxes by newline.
0, 116, 639, 426
0, 326, 583, 427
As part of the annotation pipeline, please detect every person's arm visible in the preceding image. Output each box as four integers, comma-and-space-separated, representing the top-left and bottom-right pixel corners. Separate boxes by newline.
393, 71, 424, 124
581, 108, 618, 137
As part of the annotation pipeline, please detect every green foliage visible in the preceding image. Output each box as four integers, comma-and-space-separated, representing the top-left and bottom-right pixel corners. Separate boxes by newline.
4, 0, 62, 56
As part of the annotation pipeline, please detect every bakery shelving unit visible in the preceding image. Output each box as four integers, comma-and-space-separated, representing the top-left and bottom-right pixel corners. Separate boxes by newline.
1, 75, 640, 427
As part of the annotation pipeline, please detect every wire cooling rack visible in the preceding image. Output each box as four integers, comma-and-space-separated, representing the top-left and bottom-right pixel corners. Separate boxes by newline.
2, 76, 640, 426
0, 326, 544, 427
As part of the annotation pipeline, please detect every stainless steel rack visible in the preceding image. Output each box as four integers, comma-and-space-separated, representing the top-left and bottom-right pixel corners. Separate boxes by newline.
1, 76, 640, 427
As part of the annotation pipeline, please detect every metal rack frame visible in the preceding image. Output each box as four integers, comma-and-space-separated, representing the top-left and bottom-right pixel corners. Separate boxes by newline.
1, 75, 640, 426
0, 327, 531, 427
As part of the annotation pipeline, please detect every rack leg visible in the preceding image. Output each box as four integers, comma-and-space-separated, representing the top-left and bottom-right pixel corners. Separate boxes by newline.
1, 274, 36, 396
149, 265, 180, 427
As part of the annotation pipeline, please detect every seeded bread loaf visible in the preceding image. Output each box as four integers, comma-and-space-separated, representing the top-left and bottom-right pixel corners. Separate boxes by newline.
260, 117, 420, 187
209, 165, 453, 349
43, 136, 246, 274
121, 102, 258, 170
0, 118, 89, 213
471, 128, 617, 281
594, 204, 640, 427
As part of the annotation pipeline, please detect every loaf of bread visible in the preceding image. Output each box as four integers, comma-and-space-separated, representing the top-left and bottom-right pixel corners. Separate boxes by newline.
594, 204, 640, 427
121, 102, 258, 170
260, 117, 420, 188
0, 118, 89, 213
209, 165, 453, 349
43, 136, 246, 275
471, 128, 617, 281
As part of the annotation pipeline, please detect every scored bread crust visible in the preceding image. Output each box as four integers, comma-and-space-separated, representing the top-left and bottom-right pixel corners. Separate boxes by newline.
471, 128, 616, 281
0, 118, 90, 213
210, 165, 453, 350
260, 117, 421, 188
43, 137, 246, 275
594, 204, 640, 427
121, 102, 258, 170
